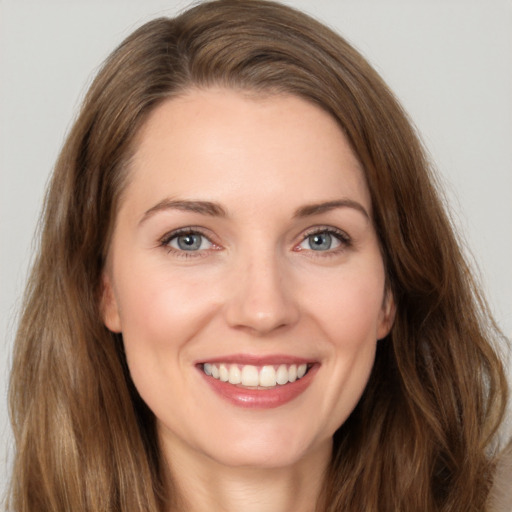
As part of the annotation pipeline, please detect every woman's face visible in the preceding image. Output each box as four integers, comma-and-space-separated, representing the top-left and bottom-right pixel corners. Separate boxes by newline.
102, 88, 395, 470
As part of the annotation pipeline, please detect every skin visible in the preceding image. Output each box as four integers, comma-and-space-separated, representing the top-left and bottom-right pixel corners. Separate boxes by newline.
102, 88, 395, 512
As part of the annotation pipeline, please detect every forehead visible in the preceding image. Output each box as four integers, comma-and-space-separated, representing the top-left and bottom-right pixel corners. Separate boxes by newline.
124, 88, 370, 216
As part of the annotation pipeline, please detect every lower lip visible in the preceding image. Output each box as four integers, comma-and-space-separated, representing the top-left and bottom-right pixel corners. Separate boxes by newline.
199, 365, 318, 409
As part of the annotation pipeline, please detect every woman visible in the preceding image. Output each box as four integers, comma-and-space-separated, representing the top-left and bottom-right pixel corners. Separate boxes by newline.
7, 1, 509, 510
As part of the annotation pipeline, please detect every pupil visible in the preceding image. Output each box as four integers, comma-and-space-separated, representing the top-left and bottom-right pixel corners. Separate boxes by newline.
310, 233, 331, 251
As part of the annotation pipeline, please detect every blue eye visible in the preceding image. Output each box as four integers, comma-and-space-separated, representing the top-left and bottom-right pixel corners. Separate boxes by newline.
298, 229, 346, 252
168, 232, 213, 251
307, 232, 334, 251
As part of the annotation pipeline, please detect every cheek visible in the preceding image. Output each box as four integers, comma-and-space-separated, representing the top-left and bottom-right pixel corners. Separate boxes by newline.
113, 260, 224, 357
112, 262, 226, 418
305, 263, 387, 344
301, 262, 386, 422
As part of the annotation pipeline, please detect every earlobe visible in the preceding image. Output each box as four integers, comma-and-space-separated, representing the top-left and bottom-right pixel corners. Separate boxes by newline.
100, 272, 122, 333
377, 289, 396, 340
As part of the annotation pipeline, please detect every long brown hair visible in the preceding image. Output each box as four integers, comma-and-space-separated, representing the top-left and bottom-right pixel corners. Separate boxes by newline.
8, 1, 509, 510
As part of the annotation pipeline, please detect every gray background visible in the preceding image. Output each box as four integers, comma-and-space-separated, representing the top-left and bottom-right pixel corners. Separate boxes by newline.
1, 0, 511, 496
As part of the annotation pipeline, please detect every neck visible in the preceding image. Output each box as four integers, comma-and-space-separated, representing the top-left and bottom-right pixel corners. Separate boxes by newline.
162, 437, 331, 512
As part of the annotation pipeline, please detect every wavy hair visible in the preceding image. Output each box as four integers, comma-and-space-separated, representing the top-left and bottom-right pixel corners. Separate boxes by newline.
8, 1, 509, 510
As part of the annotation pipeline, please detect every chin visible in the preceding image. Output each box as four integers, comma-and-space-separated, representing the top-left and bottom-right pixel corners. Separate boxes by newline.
197, 422, 332, 470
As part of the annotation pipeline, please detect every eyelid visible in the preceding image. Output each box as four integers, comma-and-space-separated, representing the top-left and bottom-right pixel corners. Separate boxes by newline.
160, 226, 206, 243
301, 225, 351, 241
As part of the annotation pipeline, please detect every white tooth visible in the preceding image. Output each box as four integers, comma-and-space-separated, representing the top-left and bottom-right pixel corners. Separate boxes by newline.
259, 365, 277, 387
276, 364, 289, 385
228, 364, 241, 384
241, 365, 259, 386
297, 364, 307, 379
203, 363, 212, 376
288, 364, 297, 382
219, 364, 229, 382
211, 364, 220, 379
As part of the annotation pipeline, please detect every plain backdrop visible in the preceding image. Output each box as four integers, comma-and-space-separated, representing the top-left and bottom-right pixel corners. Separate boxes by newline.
1, 0, 511, 497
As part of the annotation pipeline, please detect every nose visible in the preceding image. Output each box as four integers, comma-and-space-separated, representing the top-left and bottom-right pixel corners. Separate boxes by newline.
224, 251, 300, 336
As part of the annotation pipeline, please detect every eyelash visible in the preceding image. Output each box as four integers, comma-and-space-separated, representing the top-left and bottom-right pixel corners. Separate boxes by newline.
158, 226, 352, 258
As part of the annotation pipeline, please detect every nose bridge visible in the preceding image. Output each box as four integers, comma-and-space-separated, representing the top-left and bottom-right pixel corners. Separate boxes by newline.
224, 241, 299, 334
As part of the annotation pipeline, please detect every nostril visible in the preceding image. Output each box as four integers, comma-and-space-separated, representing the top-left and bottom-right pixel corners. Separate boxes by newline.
224, 291, 300, 334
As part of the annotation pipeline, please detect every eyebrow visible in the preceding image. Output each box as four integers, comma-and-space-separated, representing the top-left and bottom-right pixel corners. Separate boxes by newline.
139, 199, 227, 224
293, 199, 370, 219
139, 197, 369, 225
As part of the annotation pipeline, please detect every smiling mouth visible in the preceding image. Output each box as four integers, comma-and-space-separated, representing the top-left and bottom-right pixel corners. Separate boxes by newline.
200, 362, 311, 389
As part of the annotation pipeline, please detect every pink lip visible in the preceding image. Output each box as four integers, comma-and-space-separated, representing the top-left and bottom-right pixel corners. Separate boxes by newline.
197, 360, 319, 409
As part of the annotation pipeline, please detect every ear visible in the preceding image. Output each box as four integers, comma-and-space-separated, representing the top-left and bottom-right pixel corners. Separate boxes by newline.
100, 271, 122, 333
377, 288, 396, 340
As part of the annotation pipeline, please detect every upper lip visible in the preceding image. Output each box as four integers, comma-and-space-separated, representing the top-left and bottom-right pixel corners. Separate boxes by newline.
196, 353, 317, 366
